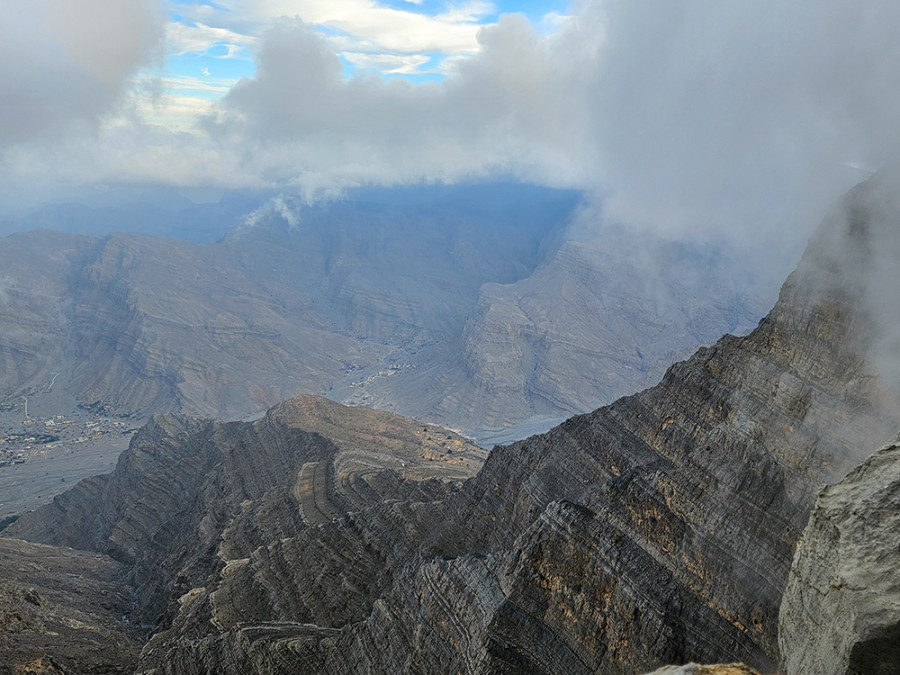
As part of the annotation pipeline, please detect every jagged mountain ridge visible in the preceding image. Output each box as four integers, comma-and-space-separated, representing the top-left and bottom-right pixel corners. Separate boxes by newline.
4, 396, 485, 632
7, 175, 899, 673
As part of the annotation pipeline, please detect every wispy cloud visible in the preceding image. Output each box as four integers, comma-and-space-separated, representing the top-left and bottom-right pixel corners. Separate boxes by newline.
166, 21, 255, 58
180, 0, 492, 55
342, 52, 433, 75
436, 1, 496, 23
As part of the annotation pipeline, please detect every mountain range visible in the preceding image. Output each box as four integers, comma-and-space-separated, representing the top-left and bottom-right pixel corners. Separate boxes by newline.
3, 172, 900, 673
0, 184, 774, 445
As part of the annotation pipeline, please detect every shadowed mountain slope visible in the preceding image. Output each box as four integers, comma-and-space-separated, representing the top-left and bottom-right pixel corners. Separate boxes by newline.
0, 537, 141, 673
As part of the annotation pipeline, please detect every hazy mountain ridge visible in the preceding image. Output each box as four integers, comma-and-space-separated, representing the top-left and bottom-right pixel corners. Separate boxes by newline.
367, 235, 770, 429
0, 185, 774, 441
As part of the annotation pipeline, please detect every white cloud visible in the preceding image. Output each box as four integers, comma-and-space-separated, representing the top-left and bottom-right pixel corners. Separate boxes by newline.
436, 1, 496, 24
188, 0, 489, 55
0, 0, 163, 149
6, 0, 900, 274
165, 21, 254, 57
342, 52, 432, 75
582, 0, 900, 253
199, 14, 592, 194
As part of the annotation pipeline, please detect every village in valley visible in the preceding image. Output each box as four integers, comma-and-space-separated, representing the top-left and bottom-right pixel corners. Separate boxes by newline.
0, 393, 142, 519
0, 409, 136, 468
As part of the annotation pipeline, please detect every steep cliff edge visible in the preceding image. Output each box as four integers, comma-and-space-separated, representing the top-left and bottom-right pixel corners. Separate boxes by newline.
778, 440, 900, 675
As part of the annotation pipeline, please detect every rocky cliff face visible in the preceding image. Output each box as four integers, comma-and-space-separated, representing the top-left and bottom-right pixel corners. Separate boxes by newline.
7, 177, 898, 674
5, 396, 486, 631
778, 440, 900, 675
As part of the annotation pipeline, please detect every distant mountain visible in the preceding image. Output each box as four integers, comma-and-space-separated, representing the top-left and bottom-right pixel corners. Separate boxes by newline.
359, 231, 770, 430
0, 183, 775, 444
0, 186, 268, 243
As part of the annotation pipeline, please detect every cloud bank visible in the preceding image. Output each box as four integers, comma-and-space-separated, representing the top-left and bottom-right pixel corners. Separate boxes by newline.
5, 0, 900, 257
202, 13, 594, 197
0, 0, 163, 149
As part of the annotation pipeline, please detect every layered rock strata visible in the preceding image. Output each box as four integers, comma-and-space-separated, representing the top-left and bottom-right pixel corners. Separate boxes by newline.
5, 396, 485, 633
132, 178, 897, 673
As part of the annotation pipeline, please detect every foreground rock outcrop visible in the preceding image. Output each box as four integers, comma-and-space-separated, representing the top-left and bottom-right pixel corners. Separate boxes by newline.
779, 440, 900, 675
0, 537, 140, 673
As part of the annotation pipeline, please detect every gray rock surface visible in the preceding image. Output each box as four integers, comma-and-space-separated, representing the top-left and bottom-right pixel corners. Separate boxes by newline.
5, 396, 486, 630
0, 537, 140, 673
778, 441, 900, 675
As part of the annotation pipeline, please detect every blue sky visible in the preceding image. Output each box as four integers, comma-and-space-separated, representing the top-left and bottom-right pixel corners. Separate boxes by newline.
155, 0, 573, 112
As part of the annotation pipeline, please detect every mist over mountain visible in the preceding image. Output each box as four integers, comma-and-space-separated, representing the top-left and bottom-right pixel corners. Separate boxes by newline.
5, 2, 900, 672
0, 183, 777, 448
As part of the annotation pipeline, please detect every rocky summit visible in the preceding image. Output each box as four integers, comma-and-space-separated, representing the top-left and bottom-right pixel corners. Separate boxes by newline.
5, 174, 900, 673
